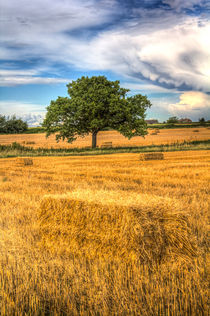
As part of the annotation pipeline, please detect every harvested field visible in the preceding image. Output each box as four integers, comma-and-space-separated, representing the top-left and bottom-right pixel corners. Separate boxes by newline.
0, 127, 209, 148
140, 152, 164, 160
16, 157, 33, 166
0, 151, 209, 315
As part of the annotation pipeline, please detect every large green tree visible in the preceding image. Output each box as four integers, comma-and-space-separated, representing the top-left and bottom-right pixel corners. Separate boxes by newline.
43, 76, 152, 148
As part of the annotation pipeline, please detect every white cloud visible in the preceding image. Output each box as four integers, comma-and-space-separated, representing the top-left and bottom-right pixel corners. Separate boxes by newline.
0, 70, 38, 76
169, 91, 210, 120
21, 113, 44, 126
120, 82, 178, 94
0, 0, 118, 50
0, 0, 210, 93
0, 100, 46, 116
76, 16, 210, 91
0, 101, 47, 126
0, 0, 119, 71
146, 97, 176, 121
0, 76, 70, 86
0, 69, 71, 86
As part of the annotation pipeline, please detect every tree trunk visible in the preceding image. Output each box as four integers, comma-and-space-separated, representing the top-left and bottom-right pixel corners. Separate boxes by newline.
92, 131, 98, 148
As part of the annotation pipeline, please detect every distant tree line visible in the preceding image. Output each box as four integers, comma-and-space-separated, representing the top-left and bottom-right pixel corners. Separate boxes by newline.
165, 116, 207, 125
0, 115, 28, 133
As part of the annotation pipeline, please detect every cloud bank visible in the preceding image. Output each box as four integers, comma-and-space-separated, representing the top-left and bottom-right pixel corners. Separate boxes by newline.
0, 68, 71, 87
169, 91, 210, 120
0, 0, 210, 120
77, 17, 210, 91
0, 101, 45, 126
0, 0, 209, 91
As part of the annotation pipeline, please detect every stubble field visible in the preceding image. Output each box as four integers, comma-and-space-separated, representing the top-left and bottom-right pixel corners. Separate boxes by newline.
0, 127, 209, 148
0, 150, 209, 315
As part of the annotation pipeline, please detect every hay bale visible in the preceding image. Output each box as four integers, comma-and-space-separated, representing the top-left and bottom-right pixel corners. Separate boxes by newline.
38, 190, 196, 263
140, 152, 164, 161
16, 158, 33, 166
150, 129, 160, 135
26, 141, 36, 145
101, 142, 112, 148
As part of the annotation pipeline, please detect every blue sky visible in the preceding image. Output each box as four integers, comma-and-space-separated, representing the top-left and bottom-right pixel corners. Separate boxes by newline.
0, 0, 210, 125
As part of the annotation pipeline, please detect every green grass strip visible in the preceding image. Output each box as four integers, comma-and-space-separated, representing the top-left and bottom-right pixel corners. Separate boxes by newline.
0, 139, 209, 158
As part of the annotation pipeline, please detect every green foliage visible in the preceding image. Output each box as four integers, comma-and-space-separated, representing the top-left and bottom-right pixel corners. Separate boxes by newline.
0, 115, 6, 133
199, 117, 206, 125
148, 122, 210, 129
26, 127, 46, 134
0, 115, 28, 134
43, 76, 152, 147
166, 116, 179, 124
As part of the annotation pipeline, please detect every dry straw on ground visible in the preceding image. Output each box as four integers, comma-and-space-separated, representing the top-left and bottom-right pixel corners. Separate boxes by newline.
140, 152, 164, 160
0, 127, 209, 148
39, 190, 196, 263
0, 151, 209, 315
100, 141, 113, 148
150, 129, 160, 135
16, 157, 33, 166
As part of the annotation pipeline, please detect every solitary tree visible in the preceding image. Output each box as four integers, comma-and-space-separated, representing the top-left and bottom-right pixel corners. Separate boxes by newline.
43, 76, 152, 148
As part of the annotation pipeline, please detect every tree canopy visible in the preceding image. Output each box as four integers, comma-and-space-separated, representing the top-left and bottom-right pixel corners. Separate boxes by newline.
43, 76, 152, 148
0, 115, 28, 134
199, 117, 205, 124
167, 116, 179, 124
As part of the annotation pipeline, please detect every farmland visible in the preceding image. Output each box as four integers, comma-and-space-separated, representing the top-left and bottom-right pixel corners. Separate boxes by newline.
0, 127, 209, 149
0, 150, 209, 315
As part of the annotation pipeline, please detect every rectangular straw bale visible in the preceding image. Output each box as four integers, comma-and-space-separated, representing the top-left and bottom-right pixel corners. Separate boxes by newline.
101, 142, 113, 148
26, 141, 36, 145
150, 129, 160, 135
16, 157, 33, 166
140, 152, 164, 161
38, 190, 196, 263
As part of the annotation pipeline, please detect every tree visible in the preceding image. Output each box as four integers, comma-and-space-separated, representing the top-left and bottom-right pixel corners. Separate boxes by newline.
0, 115, 6, 133
167, 116, 179, 124
199, 117, 205, 124
43, 76, 152, 148
6, 115, 28, 133
0, 115, 28, 133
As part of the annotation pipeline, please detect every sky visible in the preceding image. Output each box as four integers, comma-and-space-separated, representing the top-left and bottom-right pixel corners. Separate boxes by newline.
0, 0, 210, 126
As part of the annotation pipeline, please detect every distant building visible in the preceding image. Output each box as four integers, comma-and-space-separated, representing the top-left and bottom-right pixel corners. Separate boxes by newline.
146, 119, 159, 124
178, 118, 192, 123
